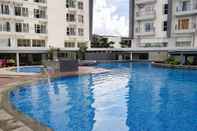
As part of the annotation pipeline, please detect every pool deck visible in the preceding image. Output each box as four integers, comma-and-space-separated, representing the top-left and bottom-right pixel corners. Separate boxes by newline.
152, 62, 197, 69
0, 66, 110, 131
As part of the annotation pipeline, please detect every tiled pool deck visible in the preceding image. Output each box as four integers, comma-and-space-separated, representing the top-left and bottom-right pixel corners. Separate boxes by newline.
0, 66, 110, 131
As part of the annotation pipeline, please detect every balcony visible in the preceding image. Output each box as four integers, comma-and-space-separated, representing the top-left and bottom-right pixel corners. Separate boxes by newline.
136, 10, 156, 21
175, 4, 197, 16
135, 27, 155, 36
135, 0, 156, 5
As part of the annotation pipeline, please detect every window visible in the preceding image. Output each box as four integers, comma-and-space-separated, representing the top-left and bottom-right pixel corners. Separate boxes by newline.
145, 23, 153, 32
67, 27, 76, 36
177, 18, 189, 30
35, 24, 47, 33
0, 4, 9, 15
34, 0, 46, 4
66, 0, 76, 8
66, 13, 75, 22
0, 22, 10, 32
163, 21, 168, 31
17, 39, 31, 47
78, 28, 84, 36
78, 15, 84, 23
32, 40, 45, 47
64, 42, 75, 47
182, 1, 191, 11
15, 23, 29, 33
0, 38, 11, 47
15, 23, 22, 32
14, 7, 28, 17
176, 41, 191, 47
34, 9, 46, 19
78, 1, 84, 10
164, 4, 168, 14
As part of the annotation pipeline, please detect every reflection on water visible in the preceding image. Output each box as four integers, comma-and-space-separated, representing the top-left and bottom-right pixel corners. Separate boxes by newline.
10, 63, 197, 131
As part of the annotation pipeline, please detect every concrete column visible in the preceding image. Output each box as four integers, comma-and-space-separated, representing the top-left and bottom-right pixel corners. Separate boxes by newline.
42, 54, 47, 63
130, 52, 133, 61
53, 51, 58, 61
118, 54, 123, 61
180, 53, 186, 65
28, 54, 33, 64
16, 52, 20, 68
194, 32, 197, 47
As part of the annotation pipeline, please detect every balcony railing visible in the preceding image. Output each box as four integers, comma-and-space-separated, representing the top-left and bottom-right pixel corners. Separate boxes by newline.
136, 10, 155, 17
135, 27, 155, 36
176, 3, 197, 15
136, 0, 156, 5
175, 23, 196, 33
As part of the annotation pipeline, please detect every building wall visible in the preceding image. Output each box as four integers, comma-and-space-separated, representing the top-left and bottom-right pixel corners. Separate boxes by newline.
133, 0, 169, 48
48, 0, 65, 48
132, 0, 197, 50
64, 0, 90, 48
0, 0, 91, 52
171, 0, 197, 48
0, 0, 48, 49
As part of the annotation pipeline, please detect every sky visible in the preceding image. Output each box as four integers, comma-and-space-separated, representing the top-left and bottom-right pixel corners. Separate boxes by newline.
93, 0, 129, 37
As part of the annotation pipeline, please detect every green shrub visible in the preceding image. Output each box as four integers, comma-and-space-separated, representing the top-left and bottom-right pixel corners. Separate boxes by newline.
187, 57, 193, 65
166, 57, 180, 65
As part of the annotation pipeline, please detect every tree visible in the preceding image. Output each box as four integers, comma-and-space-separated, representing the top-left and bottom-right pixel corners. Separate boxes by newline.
78, 43, 87, 60
91, 35, 115, 48
120, 40, 130, 48
48, 47, 60, 60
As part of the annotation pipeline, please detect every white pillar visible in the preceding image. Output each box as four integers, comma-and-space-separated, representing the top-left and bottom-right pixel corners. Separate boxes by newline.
180, 53, 186, 65
53, 51, 58, 61
16, 52, 20, 68
118, 54, 123, 60
42, 54, 47, 63
130, 52, 133, 61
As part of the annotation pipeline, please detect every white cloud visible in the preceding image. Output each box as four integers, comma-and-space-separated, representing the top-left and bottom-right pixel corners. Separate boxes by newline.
93, 0, 129, 37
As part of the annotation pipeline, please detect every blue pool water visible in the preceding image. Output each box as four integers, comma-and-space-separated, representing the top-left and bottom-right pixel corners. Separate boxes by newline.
15, 66, 44, 73
10, 63, 197, 131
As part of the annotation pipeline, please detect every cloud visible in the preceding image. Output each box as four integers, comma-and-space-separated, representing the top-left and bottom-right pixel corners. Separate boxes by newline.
93, 0, 129, 37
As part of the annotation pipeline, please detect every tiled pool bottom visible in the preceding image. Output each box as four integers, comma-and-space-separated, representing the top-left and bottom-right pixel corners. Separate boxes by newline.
9, 63, 197, 131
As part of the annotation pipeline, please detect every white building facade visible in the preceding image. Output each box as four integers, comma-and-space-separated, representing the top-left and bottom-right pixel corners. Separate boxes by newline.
0, 0, 48, 49
171, 0, 197, 48
48, 0, 91, 49
132, 0, 197, 49
0, 0, 91, 63
0, 0, 93, 64
133, 0, 169, 48
129, 0, 197, 61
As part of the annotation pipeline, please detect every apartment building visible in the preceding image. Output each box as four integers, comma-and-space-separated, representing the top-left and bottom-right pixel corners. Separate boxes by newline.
0, 0, 91, 65
132, 0, 168, 48
129, 0, 197, 61
0, 0, 48, 49
48, 0, 90, 49
171, 0, 197, 48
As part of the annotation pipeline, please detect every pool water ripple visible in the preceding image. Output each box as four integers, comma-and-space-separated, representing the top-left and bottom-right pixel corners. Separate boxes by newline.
10, 63, 197, 131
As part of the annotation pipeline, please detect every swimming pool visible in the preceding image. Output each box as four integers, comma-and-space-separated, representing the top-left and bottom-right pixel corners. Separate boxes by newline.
9, 63, 197, 131
15, 66, 44, 73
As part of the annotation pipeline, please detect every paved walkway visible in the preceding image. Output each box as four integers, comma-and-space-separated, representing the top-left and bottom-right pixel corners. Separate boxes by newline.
0, 109, 33, 131
0, 76, 35, 131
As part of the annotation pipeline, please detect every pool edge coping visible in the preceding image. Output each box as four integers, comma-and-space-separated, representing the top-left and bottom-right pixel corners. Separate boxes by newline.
152, 62, 197, 70
0, 78, 53, 131
0, 66, 111, 131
